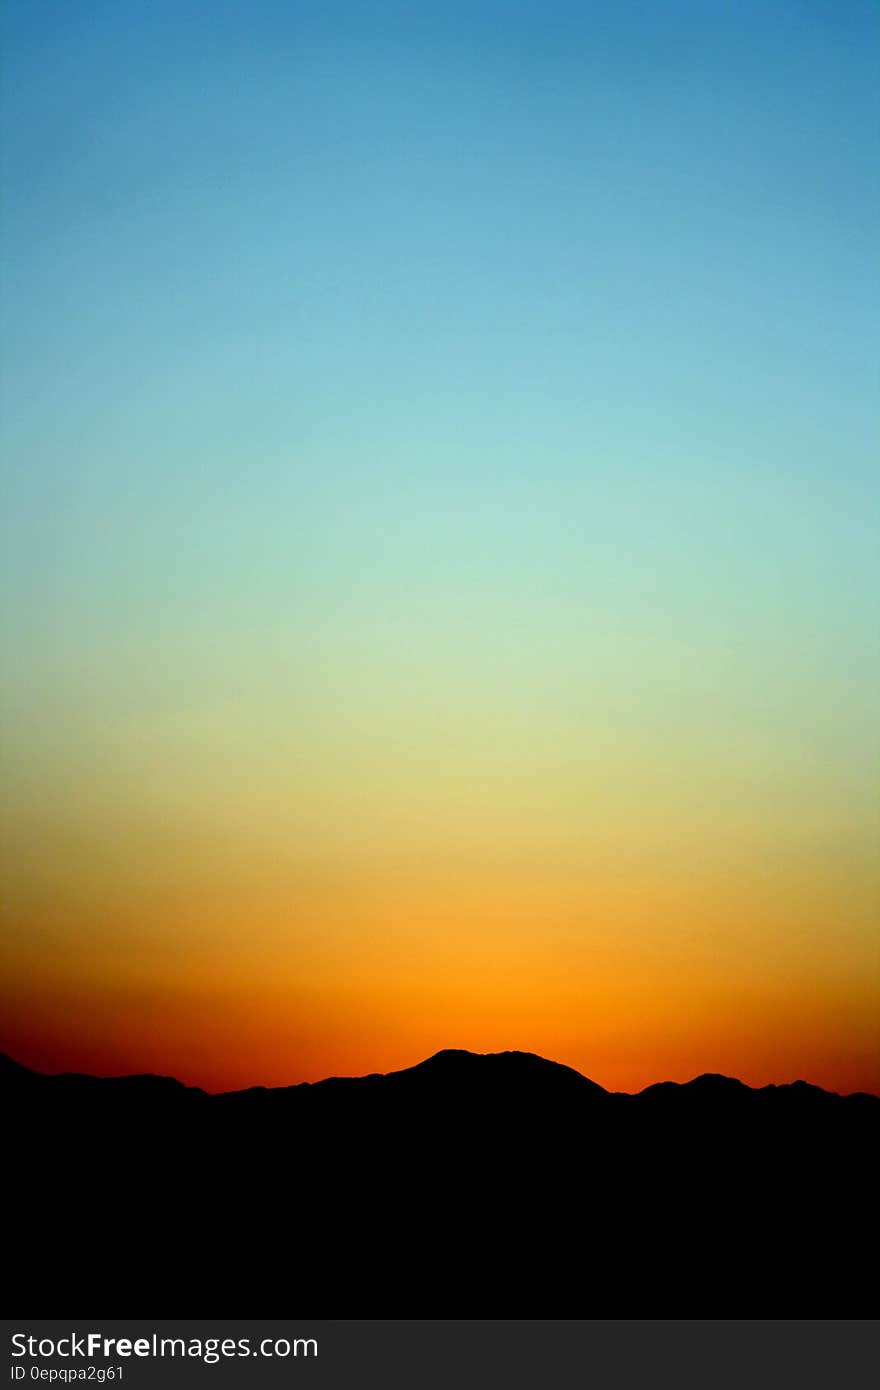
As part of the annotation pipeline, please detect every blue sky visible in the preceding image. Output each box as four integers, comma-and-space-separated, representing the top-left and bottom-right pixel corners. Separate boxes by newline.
3, 0, 877, 692
3, 0, 877, 704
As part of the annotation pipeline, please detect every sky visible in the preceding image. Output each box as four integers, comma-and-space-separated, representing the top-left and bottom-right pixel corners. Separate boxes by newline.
1, 0, 878, 1094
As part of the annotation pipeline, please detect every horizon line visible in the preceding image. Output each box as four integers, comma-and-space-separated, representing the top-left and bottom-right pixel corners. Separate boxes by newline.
3, 1046, 878, 1102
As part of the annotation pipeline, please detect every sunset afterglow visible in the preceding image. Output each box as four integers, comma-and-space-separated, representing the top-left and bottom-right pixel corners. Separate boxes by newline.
2, 1, 877, 1096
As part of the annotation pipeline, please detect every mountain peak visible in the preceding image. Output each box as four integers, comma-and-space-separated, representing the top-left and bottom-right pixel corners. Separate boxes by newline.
392, 1047, 609, 1096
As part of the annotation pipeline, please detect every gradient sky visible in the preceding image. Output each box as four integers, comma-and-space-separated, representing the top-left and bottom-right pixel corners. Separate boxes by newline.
1, 0, 878, 1094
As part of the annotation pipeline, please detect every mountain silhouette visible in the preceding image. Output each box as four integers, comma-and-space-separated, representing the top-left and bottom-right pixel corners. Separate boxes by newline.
4, 1048, 877, 1315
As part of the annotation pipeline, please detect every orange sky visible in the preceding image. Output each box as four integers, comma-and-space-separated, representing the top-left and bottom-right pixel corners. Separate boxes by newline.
2, 791, 877, 1094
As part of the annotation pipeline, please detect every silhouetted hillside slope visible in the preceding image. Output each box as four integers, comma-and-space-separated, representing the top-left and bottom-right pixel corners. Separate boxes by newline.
4, 1049, 877, 1315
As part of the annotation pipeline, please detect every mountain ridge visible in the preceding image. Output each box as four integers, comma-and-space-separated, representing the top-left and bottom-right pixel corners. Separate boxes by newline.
5, 1043, 877, 1314
1, 1046, 876, 1102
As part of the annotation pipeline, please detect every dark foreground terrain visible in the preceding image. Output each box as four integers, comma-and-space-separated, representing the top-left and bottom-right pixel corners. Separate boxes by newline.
4, 1048, 877, 1314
